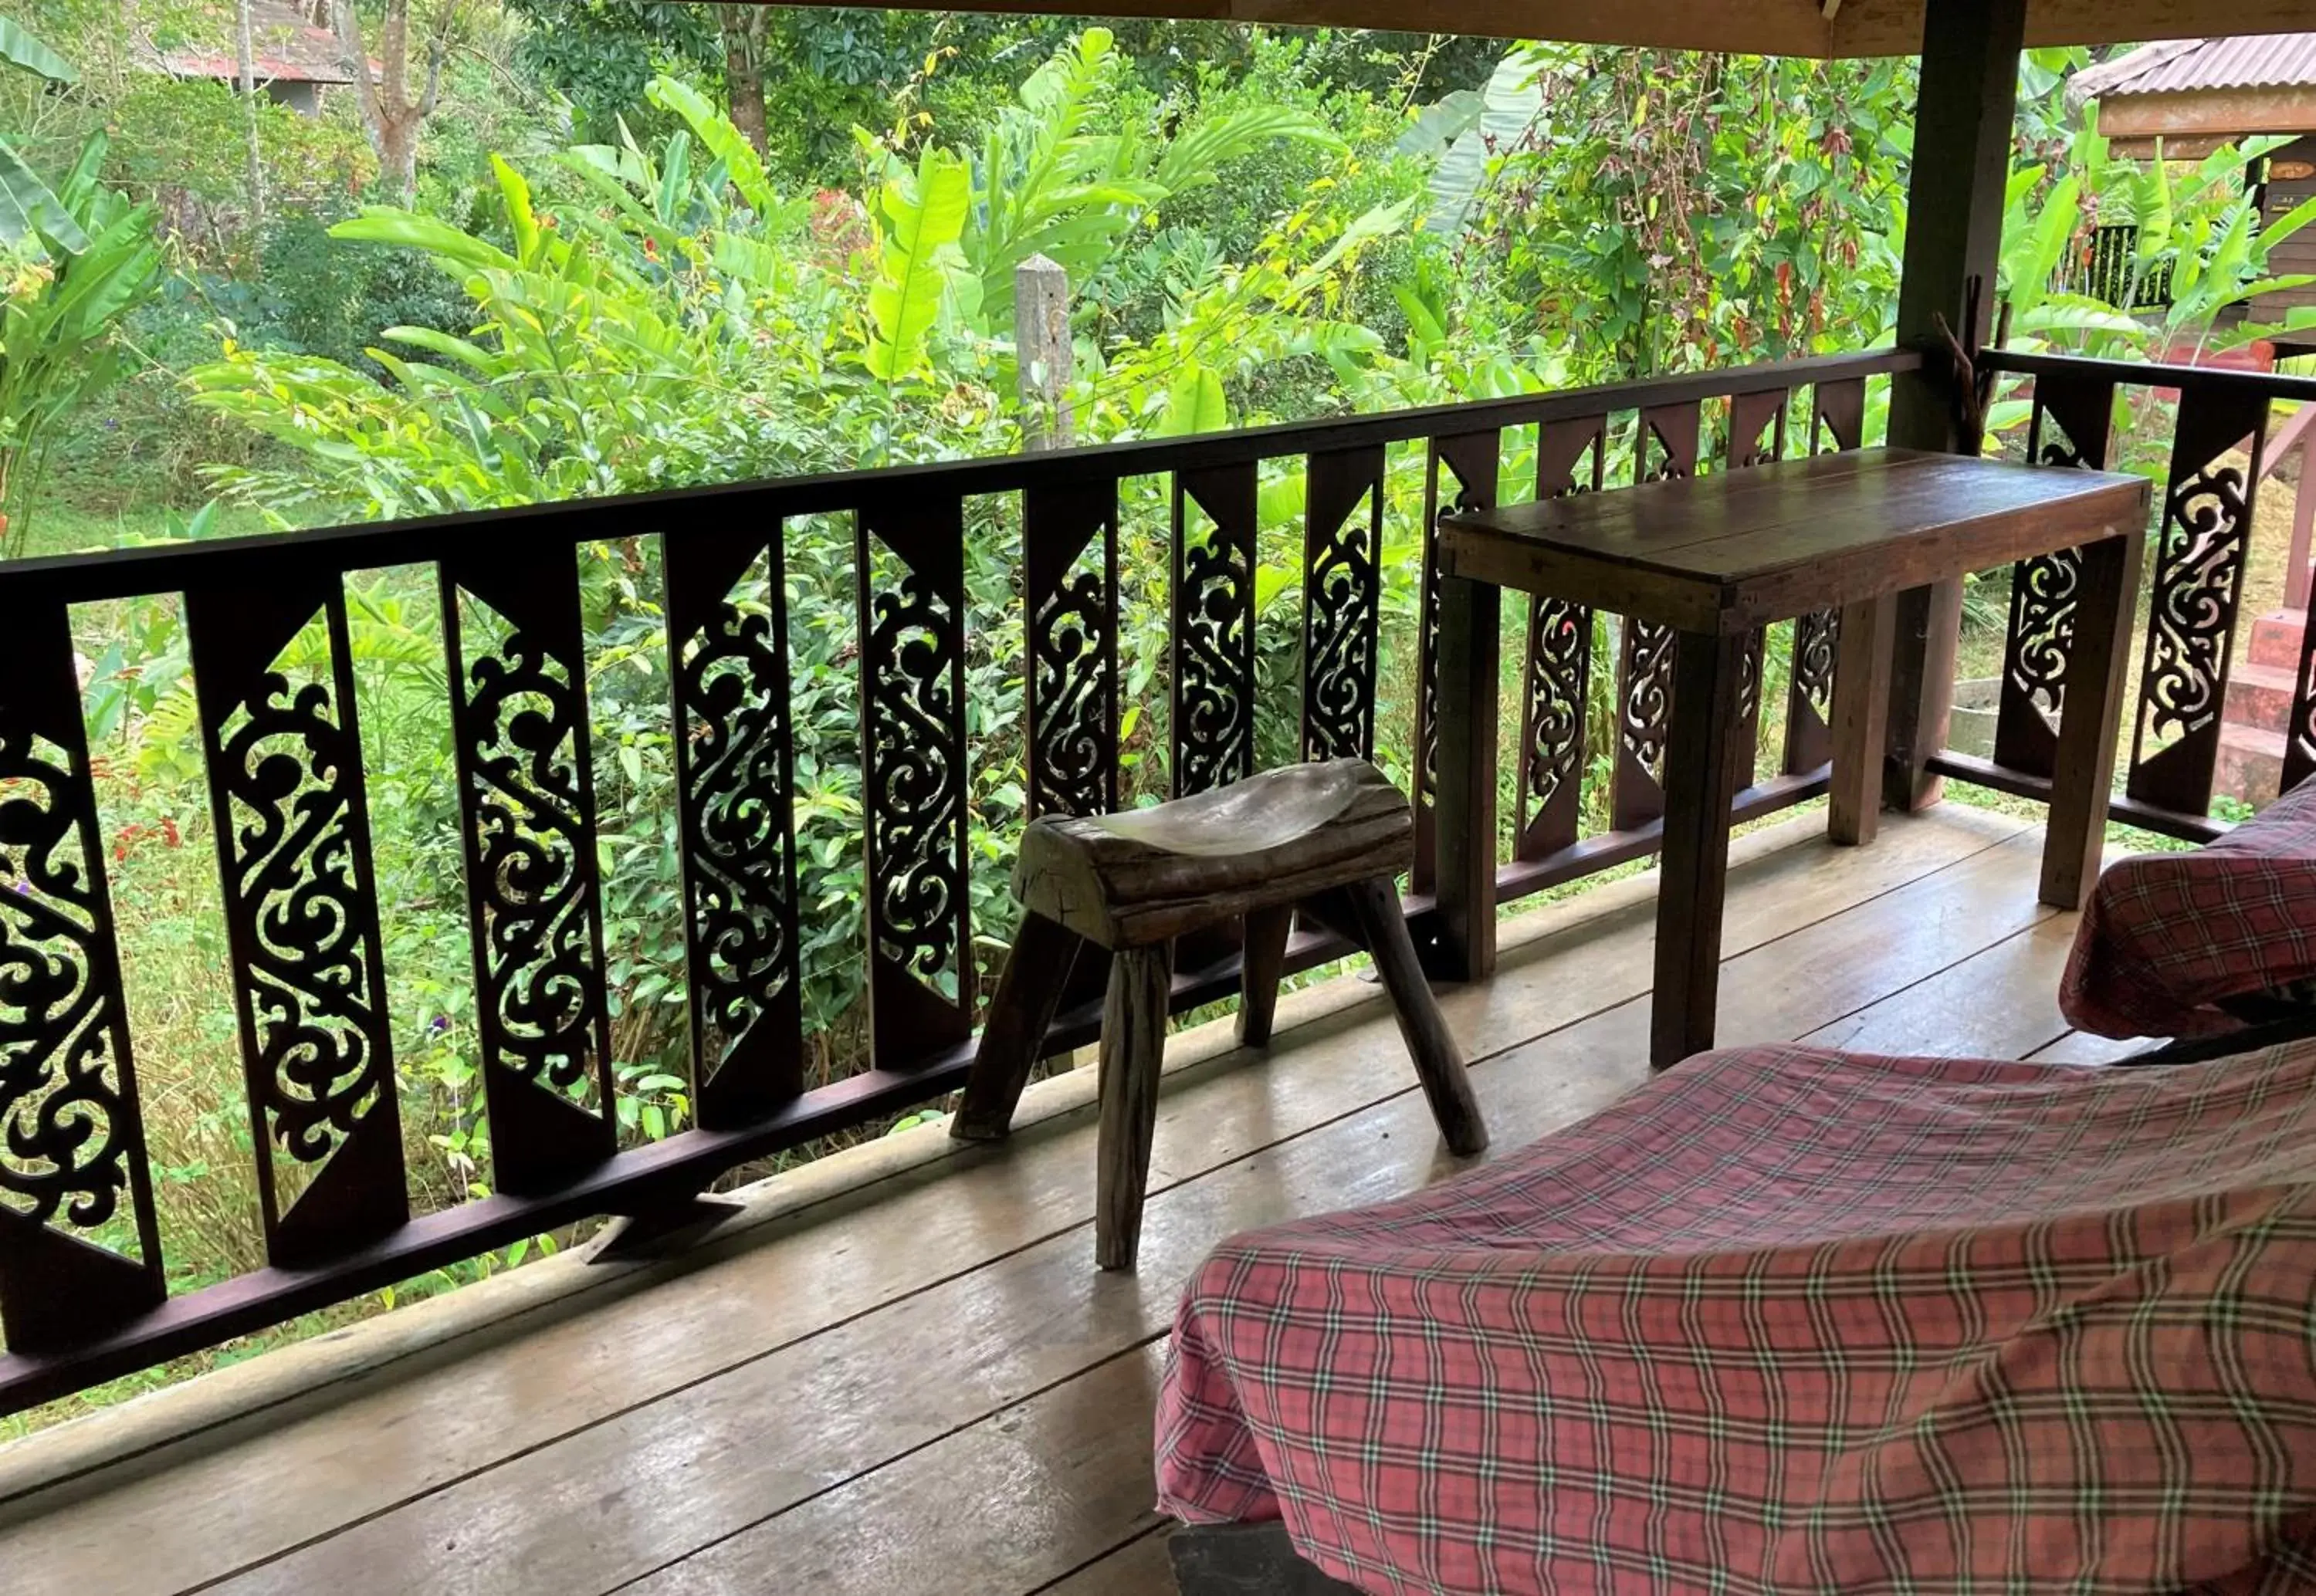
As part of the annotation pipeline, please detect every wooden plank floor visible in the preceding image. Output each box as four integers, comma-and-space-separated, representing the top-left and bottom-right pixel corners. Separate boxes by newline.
0, 804, 2143, 1596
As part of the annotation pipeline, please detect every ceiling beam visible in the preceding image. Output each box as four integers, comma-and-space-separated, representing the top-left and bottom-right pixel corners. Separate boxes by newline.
2094, 86, 2316, 140
755, 1, 2316, 59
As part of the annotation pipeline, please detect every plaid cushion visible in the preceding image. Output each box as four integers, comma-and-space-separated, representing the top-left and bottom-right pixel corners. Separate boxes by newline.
2060, 777, 2316, 1040
1157, 1040, 2316, 1594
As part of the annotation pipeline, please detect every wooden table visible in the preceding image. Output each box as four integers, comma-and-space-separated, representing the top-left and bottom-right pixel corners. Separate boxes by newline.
1431, 445, 2150, 1070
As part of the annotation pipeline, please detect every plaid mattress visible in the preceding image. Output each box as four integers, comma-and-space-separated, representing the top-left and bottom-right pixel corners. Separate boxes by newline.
2060, 776, 2316, 1040
1157, 1040, 2316, 1594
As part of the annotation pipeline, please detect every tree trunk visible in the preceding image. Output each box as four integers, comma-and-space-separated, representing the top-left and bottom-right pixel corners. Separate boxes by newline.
336, 0, 449, 201
378, 113, 421, 199
718, 5, 770, 157
234, 0, 267, 236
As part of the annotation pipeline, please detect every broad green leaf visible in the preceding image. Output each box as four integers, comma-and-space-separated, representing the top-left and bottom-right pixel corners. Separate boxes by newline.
2259, 191, 2316, 256
332, 209, 520, 275
1158, 364, 1227, 436
648, 75, 781, 218
0, 20, 75, 83
2228, 274, 2316, 303
657, 130, 691, 225
493, 156, 540, 268
1397, 90, 1483, 159
865, 146, 971, 383
1427, 49, 1543, 233
0, 137, 86, 252
381, 326, 500, 372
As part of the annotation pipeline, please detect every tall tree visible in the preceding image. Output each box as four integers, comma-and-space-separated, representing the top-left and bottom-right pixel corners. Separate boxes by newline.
334, 0, 462, 198
716, 5, 769, 157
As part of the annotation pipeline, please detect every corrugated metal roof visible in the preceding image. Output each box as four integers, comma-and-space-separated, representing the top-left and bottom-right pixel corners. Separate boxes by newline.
152, 0, 360, 87
2075, 33, 2316, 100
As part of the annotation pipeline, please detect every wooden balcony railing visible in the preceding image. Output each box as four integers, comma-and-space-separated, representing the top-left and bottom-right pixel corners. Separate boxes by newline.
0, 349, 1915, 1409
1938, 350, 2316, 837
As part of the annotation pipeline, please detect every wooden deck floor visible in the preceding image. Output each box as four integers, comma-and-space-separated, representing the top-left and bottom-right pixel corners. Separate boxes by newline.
0, 803, 2140, 1596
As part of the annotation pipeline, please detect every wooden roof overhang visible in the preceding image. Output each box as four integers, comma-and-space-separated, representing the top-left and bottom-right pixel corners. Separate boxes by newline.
759, 1, 2316, 59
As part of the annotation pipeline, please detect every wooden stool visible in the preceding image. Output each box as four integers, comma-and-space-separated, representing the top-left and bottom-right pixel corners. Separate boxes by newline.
953, 759, 1488, 1270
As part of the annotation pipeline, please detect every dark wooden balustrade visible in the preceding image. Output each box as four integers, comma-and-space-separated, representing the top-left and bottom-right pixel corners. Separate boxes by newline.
1937, 350, 2316, 837
0, 349, 1915, 1410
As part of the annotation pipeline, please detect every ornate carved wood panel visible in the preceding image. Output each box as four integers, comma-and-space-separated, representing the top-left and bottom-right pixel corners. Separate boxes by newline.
1302, 447, 1385, 764
1785, 609, 1843, 776
0, 600, 166, 1355
665, 526, 802, 1130
1724, 391, 1789, 780
1783, 378, 1867, 774
1517, 417, 1606, 861
1611, 618, 1679, 831
1417, 431, 1501, 891
186, 577, 405, 1267
1610, 403, 1700, 830
439, 550, 618, 1195
1173, 464, 1259, 798
1637, 401, 1702, 483
1812, 377, 1866, 455
1727, 388, 1789, 468
1024, 480, 1119, 820
2127, 385, 2272, 817
858, 497, 975, 1067
1993, 372, 2116, 781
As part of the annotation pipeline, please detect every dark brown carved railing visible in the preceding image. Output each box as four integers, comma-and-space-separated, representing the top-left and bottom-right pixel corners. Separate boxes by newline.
1938, 350, 2316, 837
0, 348, 1913, 1409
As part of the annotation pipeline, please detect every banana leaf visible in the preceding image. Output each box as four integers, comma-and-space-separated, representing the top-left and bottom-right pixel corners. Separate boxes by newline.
0, 19, 75, 83
0, 137, 87, 252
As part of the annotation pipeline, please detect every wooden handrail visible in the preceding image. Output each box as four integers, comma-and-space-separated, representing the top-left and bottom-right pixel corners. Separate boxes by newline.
0, 348, 1903, 1410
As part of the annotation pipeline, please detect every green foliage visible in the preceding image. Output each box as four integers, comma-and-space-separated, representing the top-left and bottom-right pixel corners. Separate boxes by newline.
244, 207, 477, 377
1998, 110, 2316, 362
1462, 46, 1914, 379
2, 131, 163, 551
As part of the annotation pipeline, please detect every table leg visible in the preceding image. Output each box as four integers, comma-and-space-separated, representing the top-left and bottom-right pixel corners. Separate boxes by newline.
1653, 628, 1747, 1070
2041, 529, 2145, 908
1431, 573, 1500, 982
1828, 591, 1897, 847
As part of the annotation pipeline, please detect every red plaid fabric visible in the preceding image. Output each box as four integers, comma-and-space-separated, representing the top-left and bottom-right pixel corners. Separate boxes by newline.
2060, 776, 2316, 1040
1157, 1040, 2316, 1594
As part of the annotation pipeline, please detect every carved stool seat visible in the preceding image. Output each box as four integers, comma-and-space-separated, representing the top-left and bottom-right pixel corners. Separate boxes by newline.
953, 759, 1488, 1270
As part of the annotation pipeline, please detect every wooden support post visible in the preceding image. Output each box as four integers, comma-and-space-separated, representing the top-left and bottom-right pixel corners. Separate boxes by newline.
1015, 254, 1074, 451
1431, 573, 1500, 982
2041, 529, 2144, 908
1828, 591, 1897, 847
1883, 0, 2026, 814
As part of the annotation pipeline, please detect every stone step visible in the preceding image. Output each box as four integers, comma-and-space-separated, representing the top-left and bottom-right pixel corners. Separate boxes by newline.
2223, 659, 2303, 735
2216, 719, 2288, 810
2250, 607, 2309, 672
